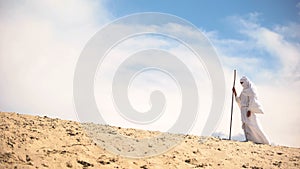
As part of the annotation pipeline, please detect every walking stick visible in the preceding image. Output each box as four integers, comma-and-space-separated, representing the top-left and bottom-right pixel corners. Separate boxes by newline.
229, 69, 236, 140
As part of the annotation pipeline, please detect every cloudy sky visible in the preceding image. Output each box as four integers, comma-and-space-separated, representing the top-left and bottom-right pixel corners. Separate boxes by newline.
0, 0, 299, 147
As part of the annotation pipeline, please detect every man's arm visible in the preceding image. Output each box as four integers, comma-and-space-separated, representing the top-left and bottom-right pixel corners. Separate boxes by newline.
232, 87, 242, 108
232, 87, 237, 97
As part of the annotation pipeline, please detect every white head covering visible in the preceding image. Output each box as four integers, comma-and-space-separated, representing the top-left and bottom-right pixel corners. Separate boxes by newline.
240, 76, 256, 96
240, 76, 250, 88
240, 76, 264, 114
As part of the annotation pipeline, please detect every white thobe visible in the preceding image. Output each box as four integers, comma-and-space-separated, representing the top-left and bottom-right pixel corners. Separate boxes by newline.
236, 92, 270, 144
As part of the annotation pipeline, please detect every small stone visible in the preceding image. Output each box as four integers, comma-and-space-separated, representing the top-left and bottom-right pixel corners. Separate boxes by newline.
195, 163, 207, 167
26, 155, 31, 162
77, 160, 93, 167
140, 165, 148, 169
66, 161, 72, 168
99, 160, 105, 165
185, 159, 191, 163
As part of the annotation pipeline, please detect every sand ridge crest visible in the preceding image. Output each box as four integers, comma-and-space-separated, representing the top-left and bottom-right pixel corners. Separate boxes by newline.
0, 112, 299, 168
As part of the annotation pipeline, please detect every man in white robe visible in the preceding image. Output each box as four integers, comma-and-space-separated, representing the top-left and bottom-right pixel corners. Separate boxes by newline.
232, 76, 270, 144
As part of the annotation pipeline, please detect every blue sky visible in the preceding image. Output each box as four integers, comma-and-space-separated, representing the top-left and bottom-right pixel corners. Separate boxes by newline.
0, 0, 299, 147
107, 0, 299, 38
104, 0, 300, 81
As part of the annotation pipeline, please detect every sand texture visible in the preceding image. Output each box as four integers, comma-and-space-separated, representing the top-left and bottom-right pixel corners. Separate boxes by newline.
1, 112, 299, 169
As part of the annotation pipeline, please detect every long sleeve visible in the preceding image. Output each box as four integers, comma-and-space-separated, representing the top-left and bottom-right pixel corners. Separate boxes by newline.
235, 95, 241, 109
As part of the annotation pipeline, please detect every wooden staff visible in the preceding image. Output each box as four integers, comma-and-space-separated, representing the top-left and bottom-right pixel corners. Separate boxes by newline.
229, 69, 236, 140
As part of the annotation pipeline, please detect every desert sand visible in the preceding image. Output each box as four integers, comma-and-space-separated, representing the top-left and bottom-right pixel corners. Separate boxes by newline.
0, 112, 299, 169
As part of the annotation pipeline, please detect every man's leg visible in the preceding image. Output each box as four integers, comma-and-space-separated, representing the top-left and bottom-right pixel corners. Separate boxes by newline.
242, 123, 248, 142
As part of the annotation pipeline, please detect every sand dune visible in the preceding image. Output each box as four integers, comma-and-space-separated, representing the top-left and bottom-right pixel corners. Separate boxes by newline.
0, 112, 299, 168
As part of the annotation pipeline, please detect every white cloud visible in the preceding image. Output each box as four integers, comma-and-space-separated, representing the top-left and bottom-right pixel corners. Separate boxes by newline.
0, 0, 110, 120
245, 27, 300, 84
211, 13, 300, 85
274, 23, 300, 40
0, 5, 216, 135
259, 85, 300, 147
93, 33, 213, 133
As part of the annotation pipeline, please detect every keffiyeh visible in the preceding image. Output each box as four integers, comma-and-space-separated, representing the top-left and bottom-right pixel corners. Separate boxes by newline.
240, 76, 264, 114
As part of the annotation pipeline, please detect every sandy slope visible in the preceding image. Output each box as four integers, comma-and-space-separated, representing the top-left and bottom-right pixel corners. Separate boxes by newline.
0, 112, 299, 169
